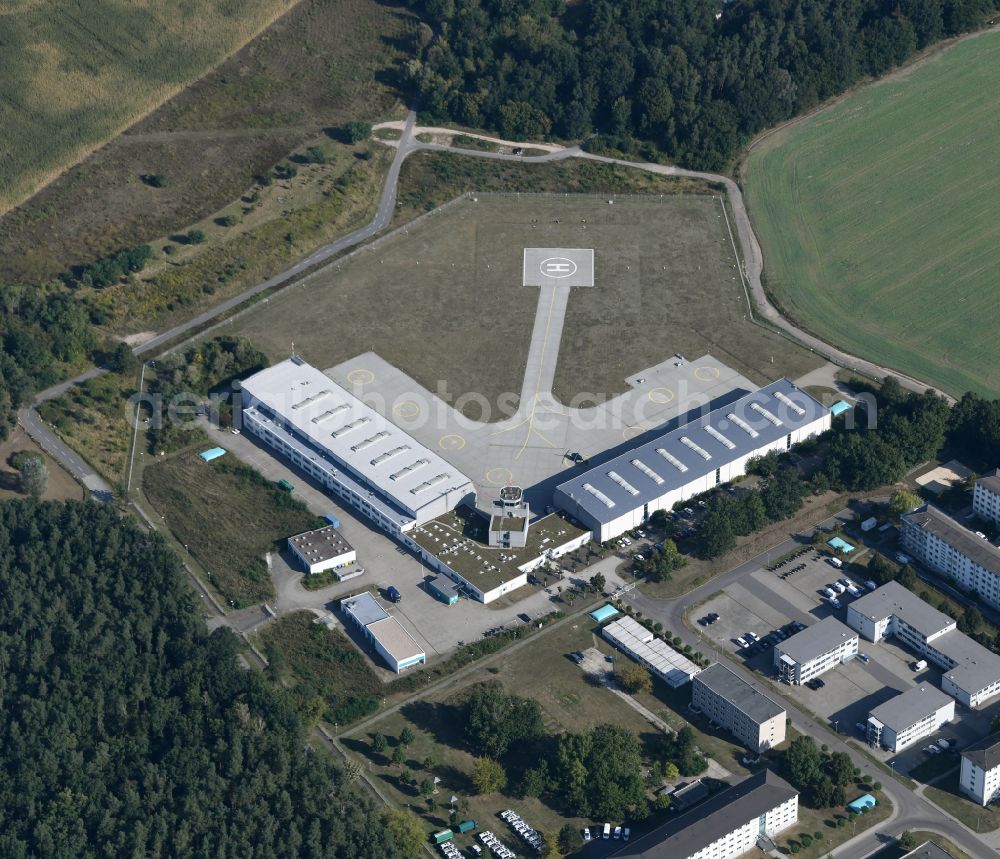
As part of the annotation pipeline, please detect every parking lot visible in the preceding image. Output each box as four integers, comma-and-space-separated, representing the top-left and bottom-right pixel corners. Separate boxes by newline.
691, 544, 999, 774
197, 419, 635, 664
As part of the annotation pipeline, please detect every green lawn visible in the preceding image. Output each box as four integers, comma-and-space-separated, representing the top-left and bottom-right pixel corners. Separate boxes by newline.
142, 453, 322, 607
744, 32, 1000, 399
925, 772, 1000, 832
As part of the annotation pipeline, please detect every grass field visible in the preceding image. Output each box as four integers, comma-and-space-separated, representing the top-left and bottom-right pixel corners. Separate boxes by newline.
0, 426, 84, 503
223, 181, 821, 415
0, 0, 296, 213
0, 0, 411, 286
744, 32, 1000, 399
925, 772, 1000, 832
142, 453, 322, 607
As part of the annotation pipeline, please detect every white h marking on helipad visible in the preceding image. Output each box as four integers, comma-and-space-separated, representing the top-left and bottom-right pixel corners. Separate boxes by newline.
540, 257, 577, 278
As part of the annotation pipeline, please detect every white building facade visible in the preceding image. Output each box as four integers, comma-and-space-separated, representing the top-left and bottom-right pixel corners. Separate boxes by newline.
692, 664, 787, 752
614, 770, 798, 859
973, 471, 1000, 525
866, 685, 955, 752
901, 505, 1000, 610
960, 733, 1000, 806
554, 379, 830, 543
847, 582, 1000, 708
239, 358, 475, 538
773, 617, 859, 685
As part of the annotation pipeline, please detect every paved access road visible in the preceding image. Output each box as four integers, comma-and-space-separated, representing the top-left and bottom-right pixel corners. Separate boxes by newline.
618, 514, 993, 859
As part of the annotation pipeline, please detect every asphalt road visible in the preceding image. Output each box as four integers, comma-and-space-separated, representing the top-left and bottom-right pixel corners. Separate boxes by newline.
620, 514, 993, 859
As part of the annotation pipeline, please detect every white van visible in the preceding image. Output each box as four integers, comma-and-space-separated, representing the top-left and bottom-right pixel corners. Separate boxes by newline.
603, 823, 611, 839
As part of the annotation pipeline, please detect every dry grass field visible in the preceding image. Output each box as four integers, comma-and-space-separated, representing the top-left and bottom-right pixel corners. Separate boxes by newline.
0, 0, 298, 214
0, 0, 413, 286
0, 427, 84, 503
222, 184, 821, 411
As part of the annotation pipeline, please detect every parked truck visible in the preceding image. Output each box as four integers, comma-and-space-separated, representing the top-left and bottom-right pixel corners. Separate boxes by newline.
432, 830, 454, 845
456, 820, 477, 834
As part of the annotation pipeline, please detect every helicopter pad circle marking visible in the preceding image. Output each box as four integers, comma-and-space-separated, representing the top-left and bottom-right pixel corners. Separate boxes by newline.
393, 400, 421, 419
694, 366, 720, 381
346, 368, 375, 385
485, 467, 514, 485
647, 387, 675, 404
438, 434, 466, 451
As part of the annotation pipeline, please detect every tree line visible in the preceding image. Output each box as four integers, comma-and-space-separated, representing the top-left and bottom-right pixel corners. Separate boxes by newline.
0, 500, 410, 858
404, 0, 990, 169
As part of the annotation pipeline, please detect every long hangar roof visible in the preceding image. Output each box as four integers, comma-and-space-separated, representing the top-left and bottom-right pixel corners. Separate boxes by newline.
556, 379, 828, 525
241, 357, 474, 520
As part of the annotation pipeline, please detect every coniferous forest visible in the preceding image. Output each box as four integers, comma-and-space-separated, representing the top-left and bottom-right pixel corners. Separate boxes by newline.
406, 0, 991, 168
0, 500, 404, 858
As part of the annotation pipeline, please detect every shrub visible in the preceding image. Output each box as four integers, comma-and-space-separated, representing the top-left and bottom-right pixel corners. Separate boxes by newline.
186, 228, 206, 245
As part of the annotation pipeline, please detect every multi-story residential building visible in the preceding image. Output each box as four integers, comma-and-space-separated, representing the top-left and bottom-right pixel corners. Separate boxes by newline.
973, 470, 1000, 526
847, 582, 1000, 708
692, 664, 786, 752
774, 617, 859, 685
960, 732, 1000, 807
901, 505, 1000, 609
866, 684, 955, 752
901, 843, 959, 859
613, 770, 798, 859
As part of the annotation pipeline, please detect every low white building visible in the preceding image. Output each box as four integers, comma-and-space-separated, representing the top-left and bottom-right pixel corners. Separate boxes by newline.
692, 664, 786, 752
603, 616, 701, 687
866, 684, 955, 752
774, 617, 858, 685
973, 470, 1000, 526
960, 732, 1000, 806
847, 581, 1000, 708
612, 770, 798, 859
240, 357, 475, 537
901, 505, 1000, 610
341, 592, 425, 673
554, 379, 830, 543
288, 525, 357, 575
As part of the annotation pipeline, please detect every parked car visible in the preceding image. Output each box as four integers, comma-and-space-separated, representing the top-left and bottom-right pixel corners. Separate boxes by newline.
747, 632, 760, 643
387, 586, 402, 603
832, 582, 846, 594
895, 552, 912, 565
583, 828, 591, 842
603, 823, 611, 839
707, 613, 720, 624
736, 637, 749, 649
623, 828, 631, 841
614, 826, 622, 840
858, 653, 870, 663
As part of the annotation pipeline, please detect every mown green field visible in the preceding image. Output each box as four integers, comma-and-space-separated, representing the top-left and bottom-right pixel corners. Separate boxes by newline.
744, 32, 1000, 399
0, 0, 294, 211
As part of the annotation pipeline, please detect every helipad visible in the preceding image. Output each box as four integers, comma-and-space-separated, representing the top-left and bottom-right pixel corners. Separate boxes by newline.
522, 247, 595, 287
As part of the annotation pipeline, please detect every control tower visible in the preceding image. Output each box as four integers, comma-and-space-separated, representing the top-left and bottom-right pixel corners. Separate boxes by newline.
488, 485, 531, 548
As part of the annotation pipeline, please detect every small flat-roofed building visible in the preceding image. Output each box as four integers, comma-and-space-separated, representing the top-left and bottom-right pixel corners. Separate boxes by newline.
847, 582, 1000, 708
407, 506, 590, 603
603, 616, 701, 687
973, 469, 1000, 526
554, 379, 830, 543
866, 684, 955, 752
341, 591, 425, 673
960, 731, 1000, 806
288, 525, 357, 575
611, 770, 798, 859
426, 575, 463, 605
692, 664, 786, 752
774, 617, 858, 685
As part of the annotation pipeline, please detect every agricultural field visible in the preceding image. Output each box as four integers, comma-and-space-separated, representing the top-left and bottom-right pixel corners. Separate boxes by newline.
222, 174, 821, 413
0, 0, 296, 214
744, 32, 1000, 399
142, 453, 323, 607
0, 0, 412, 287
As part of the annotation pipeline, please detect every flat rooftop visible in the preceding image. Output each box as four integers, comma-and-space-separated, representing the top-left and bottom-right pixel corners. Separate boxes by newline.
902, 842, 959, 859
904, 505, 1000, 576
695, 663, 785, 724
849, 581, 955, 638
977, 469, 1000, 496
777, 616, 857, 664
366, 616, 424, 664
410, 507, 588, 591
288, 525, 353, 563
341, 591, 390, 627
241, 357, 474, 521
612, 770, 797, 858
937, 630, 1000, 695
868, 684, 953, 732
555, 378, 828, 525
490, 514, 528, 533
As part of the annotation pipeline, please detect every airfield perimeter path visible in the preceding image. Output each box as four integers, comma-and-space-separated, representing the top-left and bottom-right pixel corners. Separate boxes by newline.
14, 110, 986, 855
